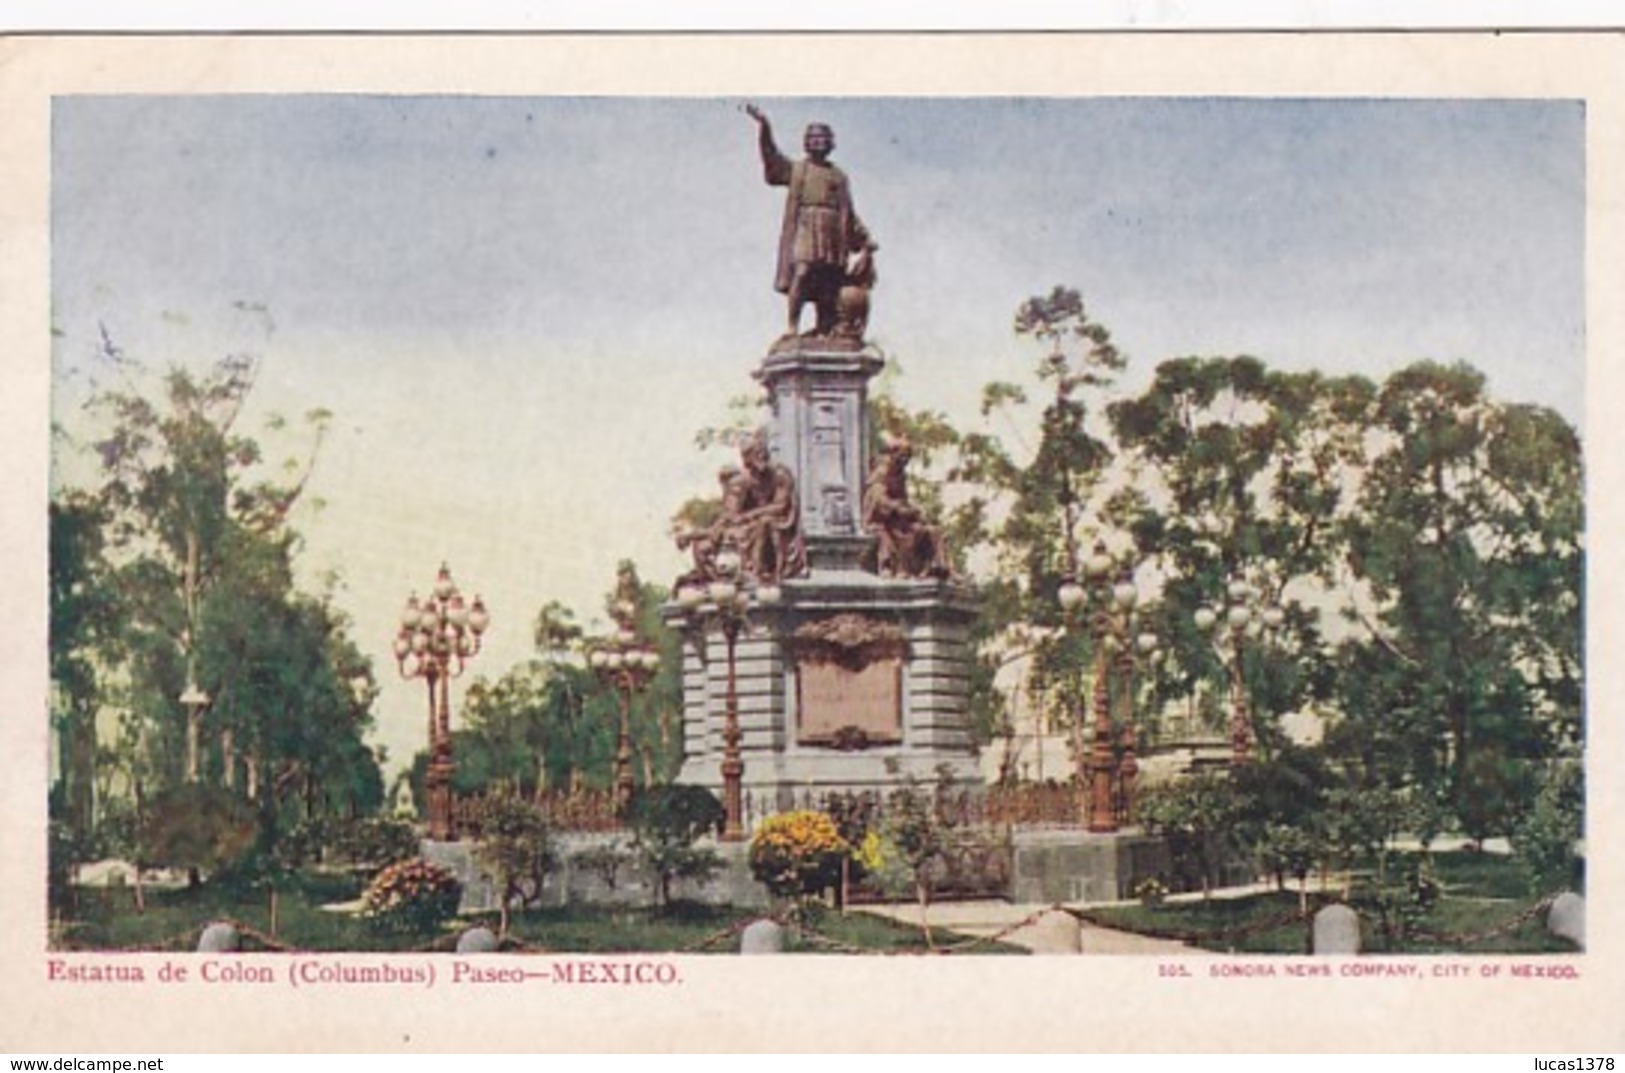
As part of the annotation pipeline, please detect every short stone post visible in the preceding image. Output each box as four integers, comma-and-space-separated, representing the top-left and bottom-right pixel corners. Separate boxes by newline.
197, 921, 241, 953
1546, 892, 1584, 948
739, 918, 785, 955
1312, 904, 1361, 955
457, 926, 501, 953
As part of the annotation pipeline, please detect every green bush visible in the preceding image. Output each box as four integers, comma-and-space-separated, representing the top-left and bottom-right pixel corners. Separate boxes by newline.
471, 792, 555, 937
284, 814, 419, 873
1513, 762, 1584, 896
627, 785, 725, 909
1138, 774, 1241, 897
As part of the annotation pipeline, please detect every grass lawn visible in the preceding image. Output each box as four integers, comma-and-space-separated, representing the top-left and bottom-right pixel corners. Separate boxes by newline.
1084, 891, 1317, 954
480, 901, 1024, 954
1081, 850, 1579, 955
55, 873, 404, 953
53, 880, 1020, 955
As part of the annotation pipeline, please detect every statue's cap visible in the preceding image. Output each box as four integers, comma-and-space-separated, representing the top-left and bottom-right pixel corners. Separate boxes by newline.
804, 122, 835, 138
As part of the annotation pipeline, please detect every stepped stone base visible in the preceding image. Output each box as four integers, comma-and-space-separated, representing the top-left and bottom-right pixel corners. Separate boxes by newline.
1008, 830, 1170, 904
667, 572, 981, 815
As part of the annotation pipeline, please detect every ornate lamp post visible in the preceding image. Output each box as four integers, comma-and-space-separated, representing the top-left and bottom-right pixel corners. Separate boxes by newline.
1115, 603, 1160, 825
1193, 575, 1283, 766
588, 602, 661, 811
394, 563, 490, 841
676, 544, 781, 842
1059, 541, 1140, 834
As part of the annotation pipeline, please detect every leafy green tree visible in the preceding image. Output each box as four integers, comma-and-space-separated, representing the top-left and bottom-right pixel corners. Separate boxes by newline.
139, 783, 259, 888
472, 790, 556, 939
1321, 784, 1409, 892
625, 785, 725, 910
51, 322, 383, 880
1137, 773, 1241, 899
873, 777, 958, 948
945, 287, 1126, 760
449, 563, 682, 800
1512, 761, 1583, 896
1230, 742, 1333, 891
49, 493, 119, 835
602, 561, 685, 787
197, 582, 382, 835
1338, 361, 1581, 839
1107, 357, 1368, 752
458, 669, 554, 796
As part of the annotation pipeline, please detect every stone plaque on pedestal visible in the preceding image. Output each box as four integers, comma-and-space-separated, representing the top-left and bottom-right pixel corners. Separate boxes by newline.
795, 658, 903, 746
788, 612, 908, 747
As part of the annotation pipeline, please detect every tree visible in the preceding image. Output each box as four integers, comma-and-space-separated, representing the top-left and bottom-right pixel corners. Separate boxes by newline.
458, 666, 554, 796
451, 563, 683, 799
1137, 773, 1241, 899
625, 785, 725, 911
600, 561, 685, 787
945, 287, 1126, 761
471, 790, 556, 939
1337, 361, 1582, 839
196, 580, 383, 836
871, 776, 959, 949
1512, 761, 1583, 896
1230, 743, 1333, 899
48, 493, 119, 834
139, 783, 259, 888
1107, 357, 1368, 753
50, 319, 382, 877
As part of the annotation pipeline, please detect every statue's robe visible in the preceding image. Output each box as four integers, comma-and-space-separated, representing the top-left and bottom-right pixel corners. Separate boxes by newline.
760, 138, 872, 295
740, 461, 809, 583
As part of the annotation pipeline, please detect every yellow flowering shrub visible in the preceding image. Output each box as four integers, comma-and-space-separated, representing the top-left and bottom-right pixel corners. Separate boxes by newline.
748, 811, 852, 899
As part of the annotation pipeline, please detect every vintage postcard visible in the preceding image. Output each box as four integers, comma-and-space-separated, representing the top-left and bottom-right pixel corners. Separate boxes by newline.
2, 32, 1621, 1052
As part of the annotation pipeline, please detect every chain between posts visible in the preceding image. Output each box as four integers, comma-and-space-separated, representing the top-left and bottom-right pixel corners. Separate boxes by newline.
1405, 893, 1559, 947
926, 902, 1073, 953
1073, 893, 1562, 950
62, 893, 1565, 956
1071, 906, 1310, 946
222, 917, 298, 952
680, 912, 786, 953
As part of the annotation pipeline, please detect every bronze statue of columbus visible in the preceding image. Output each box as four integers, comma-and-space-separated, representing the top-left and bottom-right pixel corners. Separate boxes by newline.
745, 104, 877, 340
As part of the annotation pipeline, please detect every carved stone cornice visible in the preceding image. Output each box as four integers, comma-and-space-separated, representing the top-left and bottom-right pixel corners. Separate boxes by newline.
786, 613, 908, 671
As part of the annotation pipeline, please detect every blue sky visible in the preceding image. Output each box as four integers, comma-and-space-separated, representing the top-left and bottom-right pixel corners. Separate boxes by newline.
50, 95, 1585, 771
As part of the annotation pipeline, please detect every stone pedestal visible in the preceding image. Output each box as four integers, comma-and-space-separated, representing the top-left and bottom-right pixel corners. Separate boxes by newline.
668, 340, 982, 818
671, 574, 980, 807
755, 342, 884, 572
1007, 829, 1169, 904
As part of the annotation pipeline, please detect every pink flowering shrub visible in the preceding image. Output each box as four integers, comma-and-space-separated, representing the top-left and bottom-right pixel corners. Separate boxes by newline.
361, 857, 461, 935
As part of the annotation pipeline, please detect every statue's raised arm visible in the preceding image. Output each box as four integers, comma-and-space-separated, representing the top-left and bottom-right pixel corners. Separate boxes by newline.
744, 103, 792, 186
